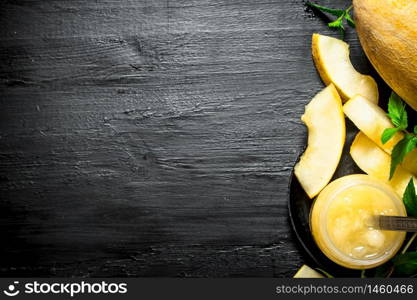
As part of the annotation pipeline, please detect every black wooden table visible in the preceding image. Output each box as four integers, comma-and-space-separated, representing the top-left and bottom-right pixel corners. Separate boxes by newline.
0, 0, 379, 277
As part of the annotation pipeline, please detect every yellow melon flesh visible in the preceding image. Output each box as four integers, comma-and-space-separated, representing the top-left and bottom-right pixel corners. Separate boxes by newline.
294, 84, 345, 198
353, 0, 417, 111
293, 265, 324, 278
350, 132, 417, 197
344, 95, 417, 176
311, 33, 378, 103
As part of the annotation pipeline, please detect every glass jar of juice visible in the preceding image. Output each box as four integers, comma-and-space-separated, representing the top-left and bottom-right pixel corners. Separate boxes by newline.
310, 174, 406, 269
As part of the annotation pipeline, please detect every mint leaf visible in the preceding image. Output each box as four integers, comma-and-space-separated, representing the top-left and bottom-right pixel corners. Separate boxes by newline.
381, 128, 400, 144
382, 92, 417, 180
406, 136, 417, 153
328, 17, 344, 29
403, 178, 417, 217
387, 92, 408, 130
393, 252, 417, 276
328, 16, 345, 38
390, 135, 416, 179
306, 2, 345, 17
344, 11, 355, 28
306, 2, 355, 38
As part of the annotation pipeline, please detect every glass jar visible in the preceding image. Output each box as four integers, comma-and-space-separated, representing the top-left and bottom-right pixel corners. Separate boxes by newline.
310, 174, 406, 269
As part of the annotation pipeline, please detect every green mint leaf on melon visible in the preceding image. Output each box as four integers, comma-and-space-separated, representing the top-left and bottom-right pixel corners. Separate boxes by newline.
403, 178, 417, 217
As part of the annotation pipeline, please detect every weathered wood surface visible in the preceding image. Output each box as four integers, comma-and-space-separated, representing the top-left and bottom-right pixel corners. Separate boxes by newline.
0, 0, 382, 277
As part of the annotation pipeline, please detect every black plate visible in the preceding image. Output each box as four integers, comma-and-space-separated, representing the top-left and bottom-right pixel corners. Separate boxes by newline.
288, 119, 366, 277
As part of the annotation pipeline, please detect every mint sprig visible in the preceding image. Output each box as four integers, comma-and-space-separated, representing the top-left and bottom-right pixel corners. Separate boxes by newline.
381, 92, 417, 179
306, 2, 355, 38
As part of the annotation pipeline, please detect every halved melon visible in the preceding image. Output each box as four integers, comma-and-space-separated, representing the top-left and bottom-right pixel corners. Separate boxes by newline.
354, 0, 417, 111
294, 84, 345, 198
350, 132, 417, 197
312, 33, 378, 103
344, 95, 417, 175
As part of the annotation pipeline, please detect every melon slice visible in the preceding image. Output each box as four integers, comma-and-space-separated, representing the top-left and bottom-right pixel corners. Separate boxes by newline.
312, 33, 378, 103
350, 132, 417, 197
344, 95, 417, 175
294, 84, 345, 198
293, 265, 324, 278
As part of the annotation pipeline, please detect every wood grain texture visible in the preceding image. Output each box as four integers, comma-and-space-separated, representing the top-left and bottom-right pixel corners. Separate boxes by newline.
0, 0, 383, 277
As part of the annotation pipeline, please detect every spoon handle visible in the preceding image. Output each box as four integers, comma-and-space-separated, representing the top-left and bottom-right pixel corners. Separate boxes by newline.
376, 216, 417, 232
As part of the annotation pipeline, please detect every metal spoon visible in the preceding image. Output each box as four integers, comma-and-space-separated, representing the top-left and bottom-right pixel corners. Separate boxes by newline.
370, 215, 417, 232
